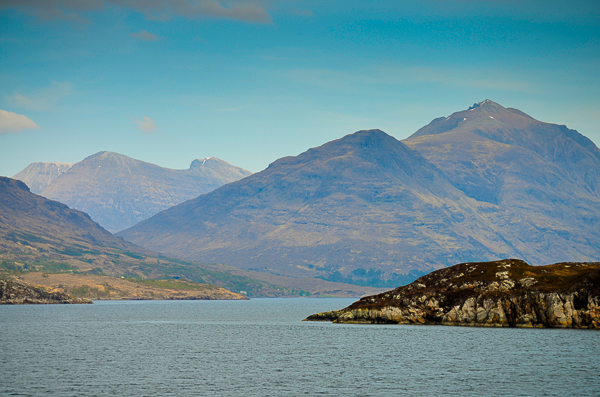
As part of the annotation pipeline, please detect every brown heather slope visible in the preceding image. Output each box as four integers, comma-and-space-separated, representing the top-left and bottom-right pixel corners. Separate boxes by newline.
5, 273, 247, 301
305, 259, 600, 329
0, 176, 381, 297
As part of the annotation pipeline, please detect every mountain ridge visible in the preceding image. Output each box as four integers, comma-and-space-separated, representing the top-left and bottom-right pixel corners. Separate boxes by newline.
0, 176, 382, 297
12, 162, 74, 194
120, 101, 600, 286
18, 151, 252, 232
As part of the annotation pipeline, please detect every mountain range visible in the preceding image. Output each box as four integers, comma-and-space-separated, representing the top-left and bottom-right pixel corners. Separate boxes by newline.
0, 176, 382, 297
119, 100, 600, 287
13, 152, 252, 232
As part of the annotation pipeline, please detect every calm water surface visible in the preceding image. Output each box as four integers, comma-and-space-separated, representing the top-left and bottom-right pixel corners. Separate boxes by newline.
1, 298, 599, 396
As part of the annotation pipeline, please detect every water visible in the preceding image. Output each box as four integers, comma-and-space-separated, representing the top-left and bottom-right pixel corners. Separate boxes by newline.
1, 298, 599, 397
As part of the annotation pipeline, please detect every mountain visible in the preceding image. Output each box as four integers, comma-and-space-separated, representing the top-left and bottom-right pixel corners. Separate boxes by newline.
405, 99, 600, 204
404, 100, 600, 261
0, 176, 381, 297
119, 102, 600, 287
119, 129, 518, 284
0, 176, 135, 252
12, 162, 73, 194
25, 152, 251, 232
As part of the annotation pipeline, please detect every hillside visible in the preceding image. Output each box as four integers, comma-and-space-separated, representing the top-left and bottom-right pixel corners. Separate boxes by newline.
4, 273, 247, 301
120, 102, 600, 287
404, 100, 600, 262
119, 129, 512, 285
15, 152, 252, 232
0, 176, 380, 297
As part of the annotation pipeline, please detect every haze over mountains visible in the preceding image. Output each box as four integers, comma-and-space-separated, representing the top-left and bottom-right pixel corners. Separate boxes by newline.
120, 101, 600, 287
13, 152, 251, 232
0, 176, 381, 296
13, 162, 73, 194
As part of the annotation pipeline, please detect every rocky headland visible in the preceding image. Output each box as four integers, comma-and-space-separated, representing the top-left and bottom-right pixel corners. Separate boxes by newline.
0, 278, 92, 304
305, 259, 600, 329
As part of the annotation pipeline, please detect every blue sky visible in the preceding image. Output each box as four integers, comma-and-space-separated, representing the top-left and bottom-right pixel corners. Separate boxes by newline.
1, 0, 599, 176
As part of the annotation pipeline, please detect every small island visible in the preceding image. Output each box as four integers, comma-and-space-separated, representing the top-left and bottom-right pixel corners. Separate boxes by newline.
0, 278, 92, 304
305, 259, 600, 329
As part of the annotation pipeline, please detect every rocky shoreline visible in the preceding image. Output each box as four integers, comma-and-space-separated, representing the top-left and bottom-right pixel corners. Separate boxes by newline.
305, 259, 600, 329
0, 279, 92, 304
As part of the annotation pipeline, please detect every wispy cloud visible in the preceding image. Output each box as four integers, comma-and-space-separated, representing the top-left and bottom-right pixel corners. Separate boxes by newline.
0, 109, 40, 134
289, 8, 315, 17
286, 65, 538, 94
6, 82, 74, 111
131, 29, 158, 41
215, 107, 242, 112
134, 116, 157, 134
0, 0, 273, 24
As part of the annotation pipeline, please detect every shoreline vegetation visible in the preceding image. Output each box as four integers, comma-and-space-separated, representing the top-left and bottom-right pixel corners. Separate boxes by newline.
0, 272, 248, 302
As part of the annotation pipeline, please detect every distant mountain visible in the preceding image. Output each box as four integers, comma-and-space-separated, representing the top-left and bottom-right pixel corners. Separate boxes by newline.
12, 162, 73, 194
404, 100, 600, 256
117, 129, 519, 284
406, 99, 600, 204
22, 152, 252, 232
119, 102, 600, 287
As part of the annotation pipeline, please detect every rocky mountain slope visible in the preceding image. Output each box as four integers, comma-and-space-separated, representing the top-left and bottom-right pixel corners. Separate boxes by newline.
305, 259, 600, 329
14, 152, 251, 232
405, 99, 600, 233
119, 102, 600, 287
119, 129, 512, 283
0, 176, 379, 297
12, 162, 73, 194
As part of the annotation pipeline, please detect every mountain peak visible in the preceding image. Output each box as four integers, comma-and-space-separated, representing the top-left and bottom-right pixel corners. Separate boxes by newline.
190, 157, 228, 169
331, 129, 399, 149
85, 151, 129, 161
467, 99, 504, 111
409, 100, 534, 139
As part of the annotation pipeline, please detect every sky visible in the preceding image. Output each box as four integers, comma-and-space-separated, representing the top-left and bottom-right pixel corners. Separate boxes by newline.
1, 0, 599, 176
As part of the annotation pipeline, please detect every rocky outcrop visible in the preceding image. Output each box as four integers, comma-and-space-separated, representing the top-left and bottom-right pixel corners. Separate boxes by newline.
305, 259, 600, 329
0, 279, 92, 304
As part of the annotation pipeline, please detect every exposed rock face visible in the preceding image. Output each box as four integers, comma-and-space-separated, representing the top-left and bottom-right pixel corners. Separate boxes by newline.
305, 259, 600, 329
0, 279, 92, 304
